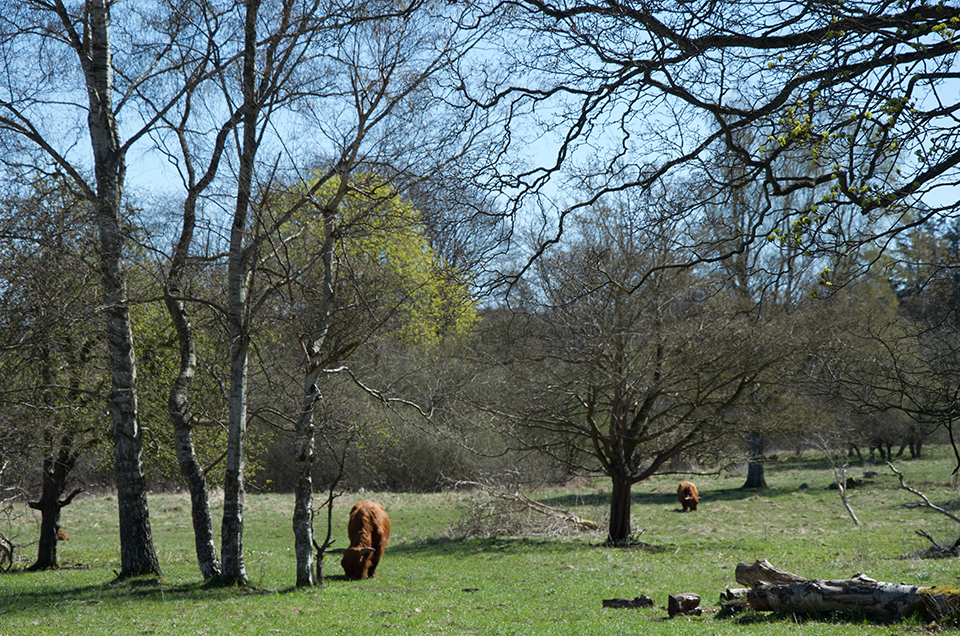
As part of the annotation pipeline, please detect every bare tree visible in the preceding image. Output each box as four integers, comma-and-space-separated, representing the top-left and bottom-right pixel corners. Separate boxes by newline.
256, 0, 496, 586
469, 0, 959, 282
167, 0, 498, 585
483, 191, 799, 544
0, 179, 102, 570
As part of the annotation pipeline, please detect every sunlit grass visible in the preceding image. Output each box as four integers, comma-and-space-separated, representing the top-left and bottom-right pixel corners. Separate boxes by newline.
1, 448, 958, 635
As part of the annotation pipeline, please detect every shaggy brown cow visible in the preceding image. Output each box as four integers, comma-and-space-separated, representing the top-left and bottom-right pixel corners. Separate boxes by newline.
677, 481, 699, 512
340, 500, 391, 580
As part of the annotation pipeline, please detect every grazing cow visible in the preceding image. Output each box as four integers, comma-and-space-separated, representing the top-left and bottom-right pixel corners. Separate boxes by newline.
677, 481, 699, 512
340, 500, 391, 580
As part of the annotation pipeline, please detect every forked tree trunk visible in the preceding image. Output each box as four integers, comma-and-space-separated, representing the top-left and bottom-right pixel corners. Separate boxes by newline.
27, 446, 81, 571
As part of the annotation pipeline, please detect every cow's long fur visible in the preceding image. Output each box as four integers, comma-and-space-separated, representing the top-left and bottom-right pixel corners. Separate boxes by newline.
677, 481, 699, 512
341, 500, 391, 579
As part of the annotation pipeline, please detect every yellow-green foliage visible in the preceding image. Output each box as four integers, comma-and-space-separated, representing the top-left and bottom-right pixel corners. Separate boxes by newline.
276, 172, 478, 347
130, 300, 237, 485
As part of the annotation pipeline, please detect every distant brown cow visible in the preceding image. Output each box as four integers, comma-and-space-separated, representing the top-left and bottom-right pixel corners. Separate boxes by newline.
677, 481, 699, 512
340, 500, 391, 580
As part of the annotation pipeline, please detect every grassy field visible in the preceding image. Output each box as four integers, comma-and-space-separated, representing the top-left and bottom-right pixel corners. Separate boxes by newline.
1, 449, 959, 635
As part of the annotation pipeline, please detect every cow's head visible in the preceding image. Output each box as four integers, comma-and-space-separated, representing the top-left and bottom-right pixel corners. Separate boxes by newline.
340, 546, 376, 580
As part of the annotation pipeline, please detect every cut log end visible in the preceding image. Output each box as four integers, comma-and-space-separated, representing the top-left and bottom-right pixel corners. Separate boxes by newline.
668, 593, 702, 617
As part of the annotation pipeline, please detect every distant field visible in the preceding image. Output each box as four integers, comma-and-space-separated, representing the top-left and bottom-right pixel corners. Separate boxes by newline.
1, 449, 958, 635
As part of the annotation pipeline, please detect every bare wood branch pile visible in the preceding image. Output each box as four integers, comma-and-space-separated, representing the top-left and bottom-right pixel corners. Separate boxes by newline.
451, 479, 599, 537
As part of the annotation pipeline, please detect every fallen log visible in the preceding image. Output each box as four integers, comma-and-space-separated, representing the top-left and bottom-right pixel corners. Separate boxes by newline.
602, 595, 653, 609
735, 559, 805, 586
720, 587, 750, 601
745, 572, 960, 620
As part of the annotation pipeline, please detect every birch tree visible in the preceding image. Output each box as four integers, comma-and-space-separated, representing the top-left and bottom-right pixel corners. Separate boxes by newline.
187, 0, 493, 585
0, 0, 209, 578
242, 0, 493, 585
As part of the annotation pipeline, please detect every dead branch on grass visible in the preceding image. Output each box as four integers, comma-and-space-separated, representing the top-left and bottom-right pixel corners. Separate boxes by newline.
888, 462, 960, 558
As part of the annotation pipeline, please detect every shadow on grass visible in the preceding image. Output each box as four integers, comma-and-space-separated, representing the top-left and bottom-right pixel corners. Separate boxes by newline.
0, 571, 218, 618
541, 485, 809, 511
389, 534, 676, 559
724, 608, 911, 627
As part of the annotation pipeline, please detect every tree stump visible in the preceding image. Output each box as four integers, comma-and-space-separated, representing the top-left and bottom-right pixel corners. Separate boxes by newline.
668, 593, 702, 617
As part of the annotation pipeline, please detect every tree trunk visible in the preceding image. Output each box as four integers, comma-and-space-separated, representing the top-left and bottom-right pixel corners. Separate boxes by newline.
220, 0, 261, 586
78, 0, 160, 579
606, 474, 633, 545
168, 354, 221, 580
220, 329, 250, 585
27, 446, 81, 571
293, 202, 337, 586
293, 382, 318, 587
741, 432, 767, 489
165, 153, 221, 581
166, 271, 220, 580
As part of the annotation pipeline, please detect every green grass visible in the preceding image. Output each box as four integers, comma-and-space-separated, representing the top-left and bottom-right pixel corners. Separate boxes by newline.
1, 449, 959, 635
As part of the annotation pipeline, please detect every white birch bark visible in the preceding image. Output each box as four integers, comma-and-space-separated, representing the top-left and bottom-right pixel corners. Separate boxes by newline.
72, 0, 161, 579
220, 0, 261, 585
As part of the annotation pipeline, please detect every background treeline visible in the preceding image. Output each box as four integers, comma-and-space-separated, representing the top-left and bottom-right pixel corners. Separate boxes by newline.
2, 174, 955, 499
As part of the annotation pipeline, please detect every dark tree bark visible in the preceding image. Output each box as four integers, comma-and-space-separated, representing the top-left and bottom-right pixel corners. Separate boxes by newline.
27, 445, 81, 571
606, 473, 633, 545
741, 432, 767, 489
